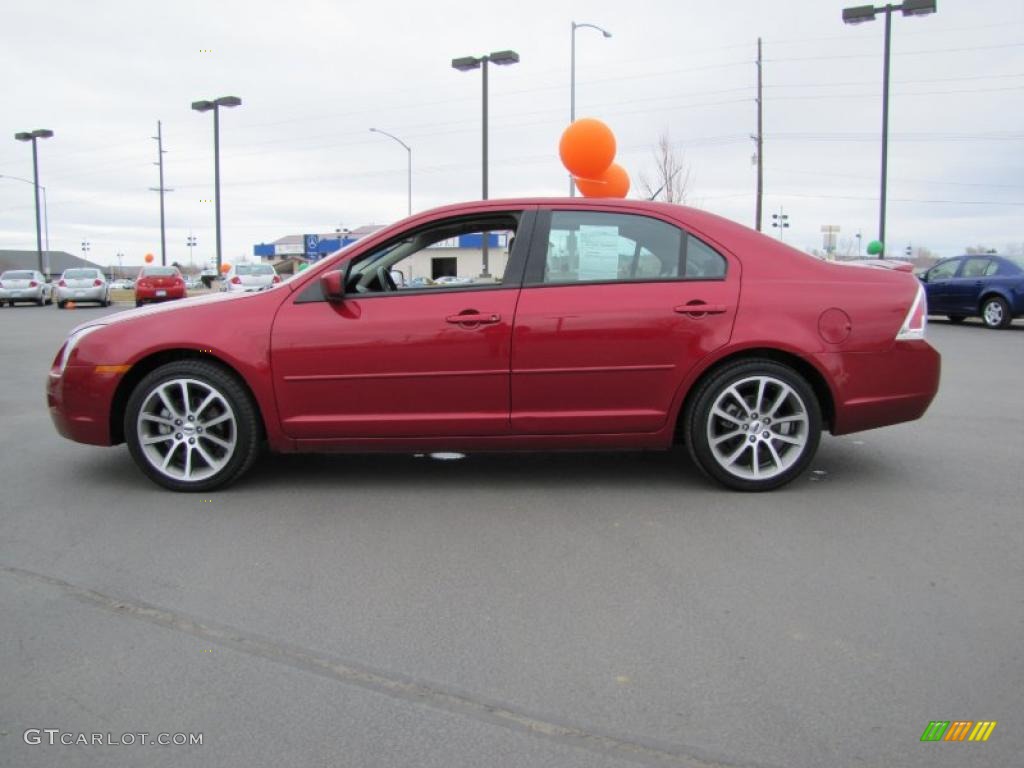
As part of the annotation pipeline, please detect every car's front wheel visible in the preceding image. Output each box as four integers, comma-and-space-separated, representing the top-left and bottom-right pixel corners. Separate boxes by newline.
686, 360, 822, 491
981, 296, 1011, 329
125, 360, 261, 491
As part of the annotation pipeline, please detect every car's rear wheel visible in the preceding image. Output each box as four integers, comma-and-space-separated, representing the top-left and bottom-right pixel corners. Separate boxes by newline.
57, 301, 66, 309
981, 296, 1011, 329
947, 314, 966, 324
686, 360, 821, 491
125, 360, 261, 492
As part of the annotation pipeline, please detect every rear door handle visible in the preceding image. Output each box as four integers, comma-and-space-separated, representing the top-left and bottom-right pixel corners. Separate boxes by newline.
674, 302, 728, 316
445, 312, 501, 325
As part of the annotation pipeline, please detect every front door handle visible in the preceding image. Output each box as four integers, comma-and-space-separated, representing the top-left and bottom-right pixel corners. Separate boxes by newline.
445, 311, 501, 326
674, 302, 728, 316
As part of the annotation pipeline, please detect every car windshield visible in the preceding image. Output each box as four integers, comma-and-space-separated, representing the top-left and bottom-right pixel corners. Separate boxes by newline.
236, 264, 275, 275
2, 271, 34, 279
65, 269, 98, 279
142, 267, 178, 276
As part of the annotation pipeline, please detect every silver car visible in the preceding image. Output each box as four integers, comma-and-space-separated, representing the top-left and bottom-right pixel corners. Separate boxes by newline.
221, 263, 280, 292
56, 268, 111, 308
0, 270, 53, 306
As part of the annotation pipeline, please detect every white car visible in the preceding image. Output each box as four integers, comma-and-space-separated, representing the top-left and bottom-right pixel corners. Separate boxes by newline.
55, 268, 111, 308
0, 269, 53, 306
221, 263, 280, 292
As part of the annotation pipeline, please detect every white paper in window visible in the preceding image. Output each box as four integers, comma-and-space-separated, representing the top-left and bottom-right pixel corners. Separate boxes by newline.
577, 225, 620, 281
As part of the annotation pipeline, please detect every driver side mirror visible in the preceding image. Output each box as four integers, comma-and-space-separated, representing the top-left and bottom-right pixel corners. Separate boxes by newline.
918, 271, 929, 283
321, 270, 345, 302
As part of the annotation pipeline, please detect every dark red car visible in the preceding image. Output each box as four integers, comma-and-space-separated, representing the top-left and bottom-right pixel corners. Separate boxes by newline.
48, 199, 939, 492
134, 265, 186, 307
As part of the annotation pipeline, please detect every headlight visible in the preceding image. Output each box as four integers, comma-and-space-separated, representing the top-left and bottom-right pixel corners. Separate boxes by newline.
55, 325, 105, 374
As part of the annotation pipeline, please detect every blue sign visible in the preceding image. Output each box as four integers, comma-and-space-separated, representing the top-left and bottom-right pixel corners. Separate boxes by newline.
304, 234, 320, 253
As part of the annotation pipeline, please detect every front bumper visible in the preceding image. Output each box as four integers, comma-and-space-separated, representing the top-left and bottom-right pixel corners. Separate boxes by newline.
47, 365, 120, 446
825, 340, 941, 435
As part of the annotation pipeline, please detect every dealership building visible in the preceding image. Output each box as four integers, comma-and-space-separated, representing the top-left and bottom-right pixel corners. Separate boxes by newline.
253, 226, 512, 282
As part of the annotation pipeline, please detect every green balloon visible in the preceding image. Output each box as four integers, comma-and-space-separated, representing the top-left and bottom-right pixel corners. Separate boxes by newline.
866, 240, 883, 256
297, 262, 309, 271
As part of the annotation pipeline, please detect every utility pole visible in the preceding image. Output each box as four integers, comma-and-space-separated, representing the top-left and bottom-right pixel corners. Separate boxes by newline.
187, 232, 197, 268
754, 37, 764, 232
149, 120, 173, 266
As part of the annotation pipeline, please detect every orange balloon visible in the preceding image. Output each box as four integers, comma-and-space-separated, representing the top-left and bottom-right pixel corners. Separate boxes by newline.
575, 163, 630, 198
144, 253, 154, 263
559, 118, 616, 181
220, 263, 231, 273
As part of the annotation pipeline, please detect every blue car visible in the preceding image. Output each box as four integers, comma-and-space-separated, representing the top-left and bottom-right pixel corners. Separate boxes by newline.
919, 254, 1024, 329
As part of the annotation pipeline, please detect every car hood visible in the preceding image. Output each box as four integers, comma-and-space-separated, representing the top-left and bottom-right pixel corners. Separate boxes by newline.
66, 288, 282, 337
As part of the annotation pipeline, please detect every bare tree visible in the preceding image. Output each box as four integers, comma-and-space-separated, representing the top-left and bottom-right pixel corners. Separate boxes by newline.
637, 132, 692, 203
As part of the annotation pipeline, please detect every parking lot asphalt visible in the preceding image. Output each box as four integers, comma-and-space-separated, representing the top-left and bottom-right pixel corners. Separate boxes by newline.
1, 303, 1021, 768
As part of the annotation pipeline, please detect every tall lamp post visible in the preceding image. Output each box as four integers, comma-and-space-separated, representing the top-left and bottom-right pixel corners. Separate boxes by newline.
452, 49, 519, 278
13, 129, 54, 274
186, 232, 197, 269
1, 174, 50, 274
369, 128, 412, 218
842, 0, 936, 258
191, 96, 242, 274
570, 21, 612, 196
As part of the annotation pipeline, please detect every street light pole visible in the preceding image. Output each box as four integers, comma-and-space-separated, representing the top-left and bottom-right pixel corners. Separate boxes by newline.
192, 96, 242, 275
570, 21, 612, 196
452, 50, 519, 277
13, 129, 54, 274
369, 128, 412, 217
842, 0, 937, 258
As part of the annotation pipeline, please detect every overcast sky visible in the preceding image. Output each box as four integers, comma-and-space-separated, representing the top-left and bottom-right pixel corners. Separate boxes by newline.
1, 0, 1021, 267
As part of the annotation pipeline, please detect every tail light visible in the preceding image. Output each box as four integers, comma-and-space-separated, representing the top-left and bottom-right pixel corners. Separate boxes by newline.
29, 280, 38, 287
231, 276, 242, 284
58, 279, 67, 287
896, 284, 927, 341
272, 275, 281, 283
93, 278, 103, 286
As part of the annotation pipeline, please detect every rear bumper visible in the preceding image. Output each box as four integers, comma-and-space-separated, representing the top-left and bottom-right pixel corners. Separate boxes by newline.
1, 287, 44, 301
825, 340, 941, 435
57, 286, 106, 302
136, 289, 186, 302
47, 366, 119, 446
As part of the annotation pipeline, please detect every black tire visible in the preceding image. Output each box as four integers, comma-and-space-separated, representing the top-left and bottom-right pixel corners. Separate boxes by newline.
685, 359, 822, 492
947, 314, 966, 324
124, 360, 262, 492
135, 299, 143, 308
57, 301, 66, 309
36, 296, 45, 306
981, 296, 1011, 329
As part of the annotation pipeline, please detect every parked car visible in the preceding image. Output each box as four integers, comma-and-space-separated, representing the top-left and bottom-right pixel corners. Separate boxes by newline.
55, 268, 111, 308
221, 263, 281, 293
0, 269, 52, 306
134, 266, 186, 307
111, 279, 134, 290
919, 254, 1024, 329
47, 198, 940, 493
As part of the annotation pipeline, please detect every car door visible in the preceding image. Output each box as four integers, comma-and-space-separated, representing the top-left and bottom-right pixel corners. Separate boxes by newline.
270, 209, 534, 440
922, 258, 961, 313
947, 257, 992, 314
510, 208, 739, 435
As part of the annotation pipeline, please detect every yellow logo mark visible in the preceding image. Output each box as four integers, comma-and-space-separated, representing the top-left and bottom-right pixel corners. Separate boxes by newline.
968, 721, 997, 742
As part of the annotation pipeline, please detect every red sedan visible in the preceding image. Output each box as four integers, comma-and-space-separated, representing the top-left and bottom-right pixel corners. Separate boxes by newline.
134, 266, 187, 307
47, 199, 939, 492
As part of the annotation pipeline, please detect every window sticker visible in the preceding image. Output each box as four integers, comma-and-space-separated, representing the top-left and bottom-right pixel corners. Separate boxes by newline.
577, 225, 620, 281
